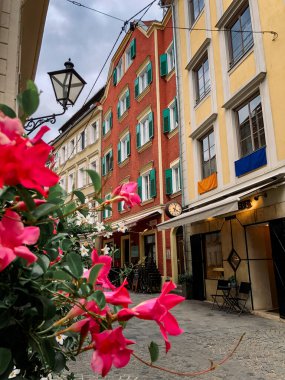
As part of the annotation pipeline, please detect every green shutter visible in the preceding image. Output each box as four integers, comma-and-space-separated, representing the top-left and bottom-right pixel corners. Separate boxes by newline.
130, 38, 136, 59
126, 89, 130, 109
102, 120, 106, 136
117, 101, 121, 119
147, 62, 152, 84
134, 77, 139, 98
137, 176, 142, 199
109, 150, 113, 170
113, 68, 117, 86
102, 156, 106, 176
160, 53, 168, 77
110, 112, 113, 128
174, 97, 178, 123
148, 112, 154, 139
117, 141, 121, 164
118, 201, 123, 212
136, 123, 141, 148
150, 169, 156, 198
127, 132, 130, 156
165, 168, 173, 195
163, 108, 170, 133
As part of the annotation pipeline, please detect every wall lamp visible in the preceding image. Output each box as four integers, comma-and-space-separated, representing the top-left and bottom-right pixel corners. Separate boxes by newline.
24, 59, 86, 135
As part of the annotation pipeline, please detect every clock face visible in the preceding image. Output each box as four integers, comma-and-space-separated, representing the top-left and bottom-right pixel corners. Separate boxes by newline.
165, 202, 182, 218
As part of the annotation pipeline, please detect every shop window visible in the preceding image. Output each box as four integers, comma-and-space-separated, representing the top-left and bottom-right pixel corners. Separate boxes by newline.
228, 6, 253, 68
194, 55, 210, 104
204, 232, 223, 280
236, 93, 265, 158
200, 130, 216, 179
189, 0, 204, 26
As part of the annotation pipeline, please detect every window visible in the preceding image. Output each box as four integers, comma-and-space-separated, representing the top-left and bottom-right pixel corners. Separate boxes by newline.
167, 44, 175, 72
117, 89, 130, 119
195, 56, 210, 104
103, 194, 112, 219
61, 146, 67, 164
90, 157, 98, 173
103, 111, 112, 136
68, 173, 74, 193
228, 6, 253, 68
118, 133, 130, 164
59, 176, 66, 190
136, 112, 154, 148
117, 58, 124, 82
78, 130, 86, 152
200, 130, 216, 179
189, 0, 204, 25
90, 121, 99, 143
163, 99, 178, 133
165, 162, 181, 195
135, 62, 152, 97
69, 139, 75, 157
78, 167, 85, 188
138, 169, 156, 202
118, 200, 125, 212
102, 150, 113, 176
204, 232, 223, 280
237, 94, 265, 157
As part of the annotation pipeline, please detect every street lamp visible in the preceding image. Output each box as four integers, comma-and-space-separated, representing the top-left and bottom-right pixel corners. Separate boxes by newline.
25, 59, 86, 134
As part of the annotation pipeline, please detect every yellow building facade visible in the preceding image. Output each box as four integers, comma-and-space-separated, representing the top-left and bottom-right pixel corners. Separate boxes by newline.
159, 0, 285, 318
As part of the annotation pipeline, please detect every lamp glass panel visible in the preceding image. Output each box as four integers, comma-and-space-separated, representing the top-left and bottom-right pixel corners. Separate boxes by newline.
51, 72, 72, 101
68, 74, 85, 104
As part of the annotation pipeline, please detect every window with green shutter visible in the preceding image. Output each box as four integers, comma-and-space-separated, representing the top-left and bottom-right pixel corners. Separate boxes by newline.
117, 102, 121, 119
136, 124, 141, 148
127, 132, 130, 156
165, 168, 173, 195
102, 120, 106, 136
102, 156, 106, 176
137, 176, 142, 200
130, 38, 136, 59
113, 68, 117, 86
126, 89, 130, 109
110, 112, 113, 128
148, 112, 154, 139
150, 168, 156, 198
163, 108, 170, 133
160, 53, 168, 77
147, 62, 152, 84
118, 201, 124, 212
134, 78, 139, 98
117, 141, 121, 164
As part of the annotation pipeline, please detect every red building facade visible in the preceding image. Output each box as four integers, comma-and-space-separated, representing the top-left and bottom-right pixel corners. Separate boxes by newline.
100, 10, 183, 281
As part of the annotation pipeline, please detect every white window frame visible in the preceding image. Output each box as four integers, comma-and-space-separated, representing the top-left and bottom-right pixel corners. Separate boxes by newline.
125, 45, 133, 70
140, 115, 150, 146
119, 90, 128, 116
171, 163, 181, 193
104, 193, 112, 219
69, 139, 75, 157
141, 171, 151, 202
117, 58, 124, 82
169, 101, 178, 132
59, 175, 66, 190
120, 133, 129, 162
138, 65, 149, 94
167, 43, 175, 72
104, 112, 112, 135
104, 150, 113, 174
89, 156, 98, 174
68, 172, 75, 193
90, 121, 99, 144
61, 146, 67, 164
77, 167, 86, 189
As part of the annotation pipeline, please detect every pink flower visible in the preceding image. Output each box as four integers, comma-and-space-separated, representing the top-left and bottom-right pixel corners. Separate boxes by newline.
0, 209, 39, 271
14, 199, 47, 211
91, 326, 135, 377
0, 115, 24, 145
104, 279, 132, 308
84, 249, 115, 290
118, 280, 184, 352
0, 130, 59, 196
112, 182, 141, 209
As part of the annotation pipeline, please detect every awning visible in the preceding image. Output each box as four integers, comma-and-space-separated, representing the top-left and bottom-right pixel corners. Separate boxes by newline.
157, 184, 270, 231
111, 208, 163, 229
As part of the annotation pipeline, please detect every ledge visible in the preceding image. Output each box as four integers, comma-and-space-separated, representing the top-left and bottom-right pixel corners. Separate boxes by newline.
222, 72, 266, 109
103, 129, 111, 140
137, 139, 152, 153
118, 110, 128, 123
168, 127, 179, 139
190, 113, 217, 139
215, 0, 248, 28
141, 198, 155, 206
136, 85, 151, 102
169, 190, 182, 199
185, 38, 211, 71
165, 67, 175, 82
118, 157, 130, 168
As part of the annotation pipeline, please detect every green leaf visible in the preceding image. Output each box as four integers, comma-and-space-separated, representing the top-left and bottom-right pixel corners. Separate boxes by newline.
0, 347, 12, 375
61, 238, 73, 252
33, 203, 59, 219
87, 290, 106, 309
20, 85, 39, 116
30, 262, 44, 279
85, 169, 101, 193
0, 104, 16, 118
53, 352, 66, 373
73, 190, 86, 204
148, 341, 159, 363
0, 187, 17, 202
88, 264, 103, 287
66, 253, 83, 278
26, 80, 38, 92
48, 184, 67, 201
16, 186, 36, 211
37, 254, 50, 273
36, 295, 56, 320
52, 269, 72, 281
63, 201, 77, 216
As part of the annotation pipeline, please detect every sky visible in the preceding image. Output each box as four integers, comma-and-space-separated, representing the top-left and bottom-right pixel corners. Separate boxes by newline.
34, 0, 164, 141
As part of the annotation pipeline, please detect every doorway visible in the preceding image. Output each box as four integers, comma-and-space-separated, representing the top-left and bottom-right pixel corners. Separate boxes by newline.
144, 234, 156, 264
190, 234, 205, 300
176, 226, 185, 275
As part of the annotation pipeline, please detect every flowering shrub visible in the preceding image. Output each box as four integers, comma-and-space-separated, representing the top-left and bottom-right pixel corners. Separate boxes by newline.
0, 83, 185, 379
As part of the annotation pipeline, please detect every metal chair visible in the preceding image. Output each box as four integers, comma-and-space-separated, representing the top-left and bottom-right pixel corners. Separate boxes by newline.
211, 279, 230, 310
226, 282, 251, 315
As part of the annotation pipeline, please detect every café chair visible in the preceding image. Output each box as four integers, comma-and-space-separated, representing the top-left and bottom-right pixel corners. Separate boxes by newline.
211, 279, 230, 310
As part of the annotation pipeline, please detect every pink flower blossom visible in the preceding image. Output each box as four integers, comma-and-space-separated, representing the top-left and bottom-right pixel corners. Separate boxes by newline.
91, 326, 135, 377
112, 182, 141, 209
104, 279, 132, 308
0, 209, 39, 271
0, 115, 24, 145
118, 280, 184, 352
84, 249, 115, 290
15, 199, 47, 211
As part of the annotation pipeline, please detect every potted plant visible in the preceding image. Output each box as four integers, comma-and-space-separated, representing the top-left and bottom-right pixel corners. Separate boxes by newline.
178, 273, 193, 299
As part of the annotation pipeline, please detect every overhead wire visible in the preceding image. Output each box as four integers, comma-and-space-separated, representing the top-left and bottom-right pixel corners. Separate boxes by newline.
56, 0, 158, 176
65, 0, 125, 22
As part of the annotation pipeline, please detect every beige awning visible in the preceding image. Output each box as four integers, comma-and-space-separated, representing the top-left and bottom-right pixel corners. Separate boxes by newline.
111, 208, 163, 229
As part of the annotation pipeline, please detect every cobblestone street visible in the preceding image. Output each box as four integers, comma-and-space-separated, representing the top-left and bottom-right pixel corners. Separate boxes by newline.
66, 292, 285, 380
